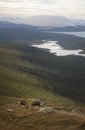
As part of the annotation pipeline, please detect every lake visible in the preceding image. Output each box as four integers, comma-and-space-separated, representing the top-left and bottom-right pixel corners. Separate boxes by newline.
49, 31, 85, 38
32, 41, 85, 57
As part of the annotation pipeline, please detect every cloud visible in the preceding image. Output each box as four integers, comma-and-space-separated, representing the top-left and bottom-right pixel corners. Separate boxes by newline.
0, 0, 85, 19
0, 0, 24, 2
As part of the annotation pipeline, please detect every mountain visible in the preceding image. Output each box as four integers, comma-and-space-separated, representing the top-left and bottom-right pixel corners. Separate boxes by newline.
0, 21, 34, 29
0, 16, 25, 24
0, 15, 85, 27
25, 15, 75, 27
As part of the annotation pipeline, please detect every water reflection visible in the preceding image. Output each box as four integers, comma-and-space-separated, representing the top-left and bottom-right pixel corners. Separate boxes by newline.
32, 41, 85, 57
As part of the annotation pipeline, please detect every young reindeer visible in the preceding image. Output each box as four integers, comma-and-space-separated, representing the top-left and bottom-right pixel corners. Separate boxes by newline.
19, 100, 29, 108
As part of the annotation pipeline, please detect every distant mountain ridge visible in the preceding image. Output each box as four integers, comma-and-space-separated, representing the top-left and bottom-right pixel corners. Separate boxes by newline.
0, 21, 85, 32
0, 21, 34, 29
0, 15, 85, 27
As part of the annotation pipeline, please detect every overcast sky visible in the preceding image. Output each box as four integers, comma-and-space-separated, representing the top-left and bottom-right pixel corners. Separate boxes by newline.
0, 0, 85, 19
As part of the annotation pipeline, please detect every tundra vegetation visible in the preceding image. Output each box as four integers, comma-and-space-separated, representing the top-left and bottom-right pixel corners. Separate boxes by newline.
0, 41, 85, 130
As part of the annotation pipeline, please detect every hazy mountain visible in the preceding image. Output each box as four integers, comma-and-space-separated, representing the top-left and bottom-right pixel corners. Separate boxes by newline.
0, 15, 82, 27
0, 16, 25, 24
72, 19, 85, 26
0, 15, 85, 28
25, 15, 75, 27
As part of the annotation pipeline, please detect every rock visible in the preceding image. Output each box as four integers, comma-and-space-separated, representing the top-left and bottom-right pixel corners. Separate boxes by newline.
38, 107, 55, 113
72, 108, 85, 114
7, 109, 15, 112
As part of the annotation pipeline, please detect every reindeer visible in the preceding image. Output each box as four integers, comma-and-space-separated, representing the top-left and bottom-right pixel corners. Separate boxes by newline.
31, 99, 43, 107
19, 100, 29, 108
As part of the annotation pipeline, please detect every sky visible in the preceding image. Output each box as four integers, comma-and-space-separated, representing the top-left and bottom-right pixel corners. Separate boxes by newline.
0, 0, 85, 19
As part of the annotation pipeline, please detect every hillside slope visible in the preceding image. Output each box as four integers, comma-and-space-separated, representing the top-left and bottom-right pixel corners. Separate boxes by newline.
0, 42, 74, 103
0, 96, 85, 130
0, 42, 85, 130
0, 42, 85, 103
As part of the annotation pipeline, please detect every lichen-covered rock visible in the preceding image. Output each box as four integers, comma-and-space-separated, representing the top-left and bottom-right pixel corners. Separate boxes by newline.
38, 107, 55, 113
7, 109, 15, 112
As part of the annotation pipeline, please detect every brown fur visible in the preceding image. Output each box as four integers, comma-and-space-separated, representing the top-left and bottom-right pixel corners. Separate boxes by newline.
19, 100, 28, 108
31, 101, 41, 107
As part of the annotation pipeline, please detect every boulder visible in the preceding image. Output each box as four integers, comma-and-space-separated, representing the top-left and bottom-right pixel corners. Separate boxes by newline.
38, 107, 55, 113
